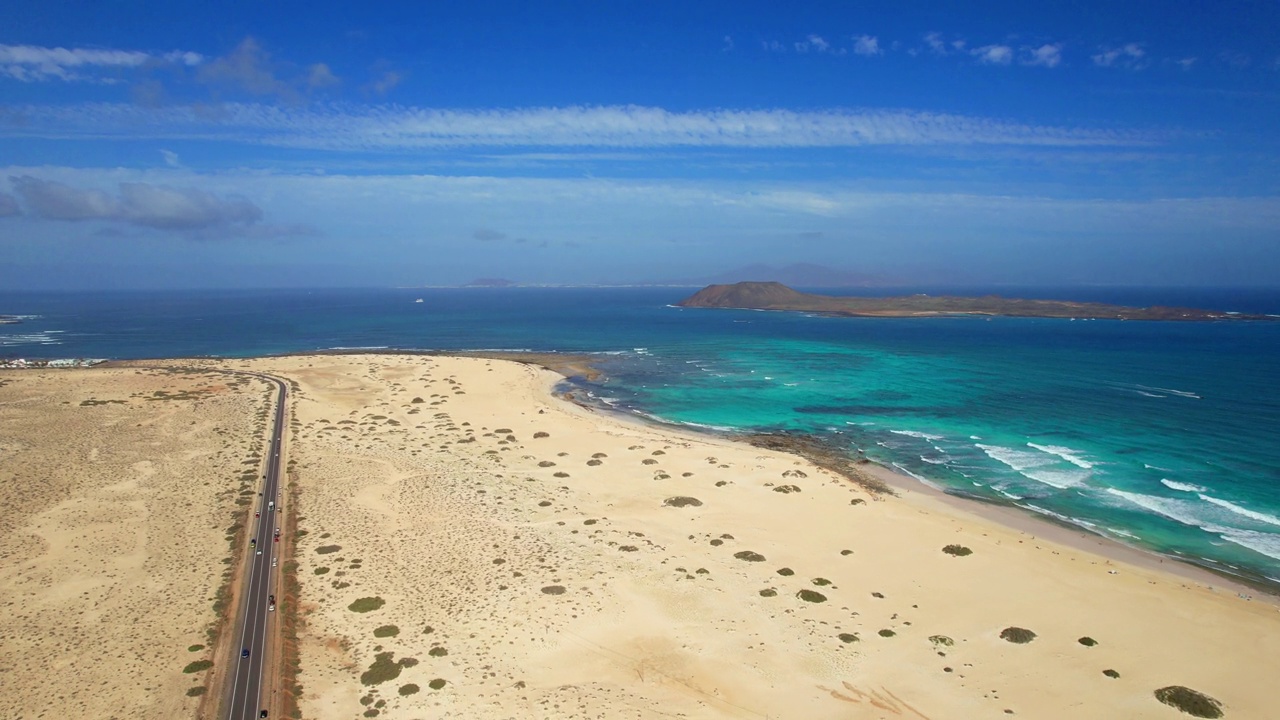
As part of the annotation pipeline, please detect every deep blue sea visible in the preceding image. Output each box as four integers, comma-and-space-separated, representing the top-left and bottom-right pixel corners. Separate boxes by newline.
4, 286, 1279, 585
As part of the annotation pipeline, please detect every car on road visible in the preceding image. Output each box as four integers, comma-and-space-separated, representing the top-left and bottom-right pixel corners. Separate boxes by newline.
250, 538, 256, 546
255, 511, 260, 518
260, 710, 269, 718
241, 648, 250, 658
272, 557, 277, 567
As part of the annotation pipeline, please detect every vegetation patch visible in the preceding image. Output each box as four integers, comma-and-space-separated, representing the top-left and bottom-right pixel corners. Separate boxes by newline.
428, 646, 448, 657
929, 635, 954, 647
182, 660, 213, 674
773, 484, 801, 494
533, 432, 549, 438
538, 460, 556, 467
399, 683, 420, 696
360, 652, 403, 686
734, 550, 766, 562
186, 686, 207, 697
188, 644, 205, 652
999, 627, 1037, 644
349, 596, 386, 613
776, 567, 794, 576
812, 577, 831, 586
1104, 669, 1120, 678
878, 629, 897, 637
428, 678, 447, 690
942, 544, 973, 557
1153, 686, 1223, 718
1079, 636, 1098, 647
838, 633, 859, 643
316, 545, 342, 554
797, 589, 827, 603
314, 567, 330, 575
664, 496, 703, 508
373, 625, 400, 638
759, 588, 777, 597
541, 585, 566, 595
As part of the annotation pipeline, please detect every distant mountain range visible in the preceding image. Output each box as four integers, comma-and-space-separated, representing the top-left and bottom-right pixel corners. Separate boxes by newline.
657, 263, 887, 288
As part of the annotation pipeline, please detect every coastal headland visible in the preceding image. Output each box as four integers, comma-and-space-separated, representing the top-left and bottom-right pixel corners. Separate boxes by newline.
677, 281, 1274, 320
2, 354, 1278, 719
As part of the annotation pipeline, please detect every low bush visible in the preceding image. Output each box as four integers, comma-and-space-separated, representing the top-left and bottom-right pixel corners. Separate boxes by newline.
1153, 686, 1223, 718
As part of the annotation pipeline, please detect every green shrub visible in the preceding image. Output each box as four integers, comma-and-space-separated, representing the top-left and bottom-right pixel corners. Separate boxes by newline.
838, 633, 859, 643
942, 544, 973, 557
797, 589, 827, 603
316, 545, 341, 554
1153, 686, 1223, 718
428, 678, 447, 690
373, 625, 399, 638
360, 652, 402, 686
878, 629, 896, 637
1079, 636, 1097, 647
399, 683, 420, 696
186, 686, 207, 696
183, 660, 213, 674
349, 597, 386, 613
999, 627, 1036, 644
733, 550, 766, 562
929, 635, 954, 647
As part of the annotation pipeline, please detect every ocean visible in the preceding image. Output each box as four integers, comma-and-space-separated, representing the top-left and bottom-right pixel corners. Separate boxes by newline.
3, 286, 1279, 586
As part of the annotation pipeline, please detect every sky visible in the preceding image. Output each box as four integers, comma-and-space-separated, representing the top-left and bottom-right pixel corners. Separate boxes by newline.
1, 0, 1278, 289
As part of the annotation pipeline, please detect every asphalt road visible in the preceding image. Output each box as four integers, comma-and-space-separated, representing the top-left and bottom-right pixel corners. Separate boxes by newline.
224, 373, 287, 720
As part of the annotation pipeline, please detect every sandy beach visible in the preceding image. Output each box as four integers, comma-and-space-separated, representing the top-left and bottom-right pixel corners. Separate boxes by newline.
0, 365, 275, 719
3, 353, 1278, 719
214, 353, 1278, 719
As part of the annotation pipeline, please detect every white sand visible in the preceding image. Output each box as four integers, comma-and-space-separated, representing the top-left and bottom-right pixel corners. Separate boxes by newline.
0, 366, 275, 719
224, 353, 1280, 720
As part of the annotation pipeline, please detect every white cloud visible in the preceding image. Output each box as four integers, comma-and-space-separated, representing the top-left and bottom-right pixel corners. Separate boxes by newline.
972, 45, 1014, 65
366, 70, 402, 97
1092, 43, 1147, 69
307, 63, 340, 90
853, 35, 881, 56
0, 44, 202, 82
796, 34, 834, 54
762, 40, 785, 52
0, 191, 19, 216
9, 175, 264, 231
1022, 44, 1063, 68
160, 149, 181, 168
722, 35, 734, 52
0, 103, 1154, 151
1176, 57, 1197, 70
924, 32, 948, 55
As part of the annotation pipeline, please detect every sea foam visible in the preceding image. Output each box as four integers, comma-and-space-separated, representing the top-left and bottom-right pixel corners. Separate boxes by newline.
1199, 495, 1280, 528
1026, 442, 1095, 469
977, 443, 1089, 489
1160, 479, 1208, 493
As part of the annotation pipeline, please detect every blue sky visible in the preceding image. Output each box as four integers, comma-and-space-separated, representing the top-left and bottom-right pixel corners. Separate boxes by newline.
1, 0, 1278, 288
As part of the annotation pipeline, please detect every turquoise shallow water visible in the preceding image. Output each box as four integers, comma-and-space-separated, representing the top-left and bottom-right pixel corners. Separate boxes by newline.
3, 287, 1279, 583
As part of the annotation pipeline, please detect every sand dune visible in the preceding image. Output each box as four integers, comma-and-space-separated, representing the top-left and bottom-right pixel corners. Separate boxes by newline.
0, 365, 275, 719
224, 354, 1280, 720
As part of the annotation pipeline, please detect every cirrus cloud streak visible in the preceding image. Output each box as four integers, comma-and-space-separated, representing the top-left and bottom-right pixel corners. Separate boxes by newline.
0, 102, 1154, 150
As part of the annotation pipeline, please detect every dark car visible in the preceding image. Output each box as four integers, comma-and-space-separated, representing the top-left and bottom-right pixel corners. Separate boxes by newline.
241, 648, 250, 658
260, 710, 269, 718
